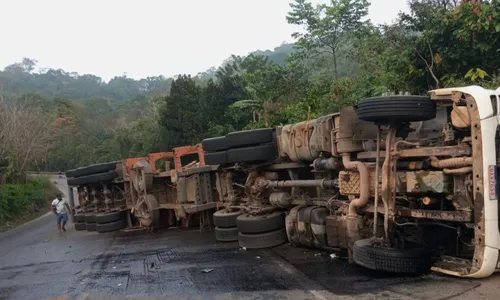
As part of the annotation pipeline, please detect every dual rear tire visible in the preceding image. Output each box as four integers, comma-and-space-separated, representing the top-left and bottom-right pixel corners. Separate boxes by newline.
213, 210, 242, 242
66, 161, 119, 186
202, 129, 278, 165
95, 211, 126, 233
213, 209, 287, 249
73, 213, 87, 231
73, 211, 127, 233
236, 212, 287, 249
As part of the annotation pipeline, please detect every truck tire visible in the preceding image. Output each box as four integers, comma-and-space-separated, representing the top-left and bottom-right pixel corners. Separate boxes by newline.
96, 219, 126, 233
215, 226, 238, 242
73, 214, 86, 223
357, 96, 436, 124
225, 128, 274, 148
86, 222, 97, 232
84, 213, 97, 223
238, 228, 287, 249
202, 136, 229, 152
236, 212, 285, 234
205, 151, 228, 165
227, 143, 278, 164
213, 210, 243, 228
66, 161, 117, 178
67, 171, 117, 186
353, 239, 432, 274
74, 222, 86, 231
95, 211, 125, 224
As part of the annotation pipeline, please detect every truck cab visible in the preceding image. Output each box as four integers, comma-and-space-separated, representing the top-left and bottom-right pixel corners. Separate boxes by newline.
428, 86, 500, 278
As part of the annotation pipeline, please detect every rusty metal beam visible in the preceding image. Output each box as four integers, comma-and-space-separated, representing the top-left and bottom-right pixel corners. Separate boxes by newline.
178, 165, 219, 176
394, 145, 471, 158
157, 202, 217, 217
361, 204, 472, 222
398, 208, 472, 222
359, 145, 472, 160
173, 144, 206, 171
357, 151, 386, 160
147, 152, 174, 172
183, 202, 217, 214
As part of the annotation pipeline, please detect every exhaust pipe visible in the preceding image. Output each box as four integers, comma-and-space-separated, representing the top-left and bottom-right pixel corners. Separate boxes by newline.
342, 154, 370, 216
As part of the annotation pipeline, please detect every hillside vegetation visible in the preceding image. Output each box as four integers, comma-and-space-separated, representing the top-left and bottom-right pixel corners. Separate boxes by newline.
1, 0, 499, 183
0, 177, 59, 230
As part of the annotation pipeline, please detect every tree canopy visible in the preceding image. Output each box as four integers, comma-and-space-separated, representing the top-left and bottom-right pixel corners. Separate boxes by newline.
1, 0, 499, 183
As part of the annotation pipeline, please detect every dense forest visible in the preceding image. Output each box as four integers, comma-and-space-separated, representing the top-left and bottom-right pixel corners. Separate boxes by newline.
1, 0, 499, 184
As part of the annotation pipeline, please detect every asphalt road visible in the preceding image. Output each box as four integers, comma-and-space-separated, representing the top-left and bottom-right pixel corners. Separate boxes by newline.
0, 176, 499, 300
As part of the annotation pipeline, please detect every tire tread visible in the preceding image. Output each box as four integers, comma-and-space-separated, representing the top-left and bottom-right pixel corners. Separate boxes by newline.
66, 161, 117, 178
357, 96, 436, 123
213, 210, 243, 228
236, 212, 285, 234
353, 239, 432, 274
238, 228, 287, 249
215, 226, 238, 242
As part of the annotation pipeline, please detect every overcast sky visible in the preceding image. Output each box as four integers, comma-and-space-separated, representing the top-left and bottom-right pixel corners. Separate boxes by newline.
1, 0, 409, 81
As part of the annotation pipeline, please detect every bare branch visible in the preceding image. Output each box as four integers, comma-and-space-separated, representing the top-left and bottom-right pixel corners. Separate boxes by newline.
415, 40, 440, 88
0, 97, 57, 182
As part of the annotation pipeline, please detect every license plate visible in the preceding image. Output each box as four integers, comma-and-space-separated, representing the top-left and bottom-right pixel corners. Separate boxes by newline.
488, 165, 497, 200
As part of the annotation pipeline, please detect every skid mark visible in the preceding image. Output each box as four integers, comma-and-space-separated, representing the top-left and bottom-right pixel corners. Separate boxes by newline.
125, 273, 161, 295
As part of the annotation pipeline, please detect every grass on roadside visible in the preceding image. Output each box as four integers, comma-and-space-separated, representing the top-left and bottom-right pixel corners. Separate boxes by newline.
0, 177, 60, 231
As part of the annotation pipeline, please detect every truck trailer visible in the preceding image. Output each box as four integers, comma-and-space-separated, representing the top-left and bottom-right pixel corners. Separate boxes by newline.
66, 144, 219, 232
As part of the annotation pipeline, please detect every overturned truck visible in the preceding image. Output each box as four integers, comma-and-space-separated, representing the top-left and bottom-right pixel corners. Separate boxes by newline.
205, 86, 500, 278
67, 85, 500, 278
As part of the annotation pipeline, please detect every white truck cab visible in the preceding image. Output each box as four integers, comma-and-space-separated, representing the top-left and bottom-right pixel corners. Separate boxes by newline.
429, 86, 500, 278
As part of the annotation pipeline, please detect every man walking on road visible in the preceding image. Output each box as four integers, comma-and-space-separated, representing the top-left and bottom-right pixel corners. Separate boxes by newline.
52, 193, 70, 233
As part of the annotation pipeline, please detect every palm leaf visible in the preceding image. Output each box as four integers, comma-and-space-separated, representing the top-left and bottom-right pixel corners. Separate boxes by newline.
230, 99, 261, 109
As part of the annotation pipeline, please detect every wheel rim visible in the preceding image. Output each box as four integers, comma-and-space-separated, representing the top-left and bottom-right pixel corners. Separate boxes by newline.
135, 194, 159, 227
132, 161, 153, 193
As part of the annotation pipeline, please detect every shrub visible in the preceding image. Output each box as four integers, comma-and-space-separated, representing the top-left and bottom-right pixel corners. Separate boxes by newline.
0, 177, 59, 222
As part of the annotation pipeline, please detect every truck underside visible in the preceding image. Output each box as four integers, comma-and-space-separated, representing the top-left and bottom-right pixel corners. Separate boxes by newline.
208, 88, 493, 278
66, 86, 500, 278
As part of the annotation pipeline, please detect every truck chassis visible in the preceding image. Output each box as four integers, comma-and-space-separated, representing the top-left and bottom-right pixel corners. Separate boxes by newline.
66, 86, 500, 278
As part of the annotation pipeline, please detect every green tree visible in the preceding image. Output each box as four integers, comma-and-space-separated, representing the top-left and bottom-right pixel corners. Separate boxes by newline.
287, 0, 370, 92
403, 0, 500, 91
158, 75, 206, 147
